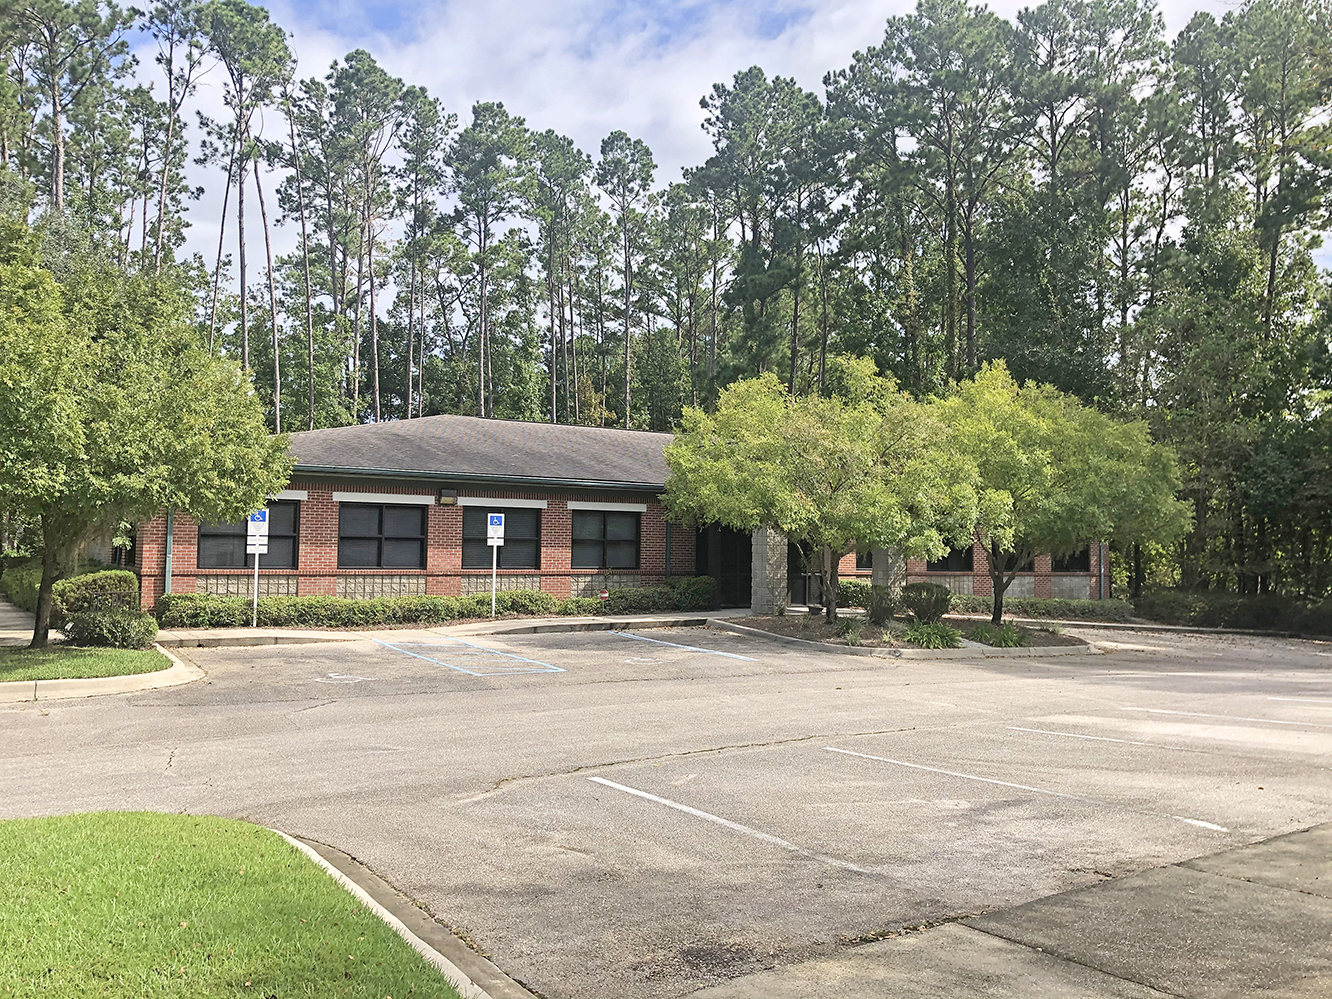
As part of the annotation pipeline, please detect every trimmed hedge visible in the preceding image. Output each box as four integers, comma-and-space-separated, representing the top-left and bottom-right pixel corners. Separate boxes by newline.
556, 597, 604, 616
603, 576, 719, 614
52, 570, 139, 626
0, 564, 40, 613
837, 579, 871, 608
1134, 590, 1332, 634
65, 609, 159, 649
948, 594, 1135, 623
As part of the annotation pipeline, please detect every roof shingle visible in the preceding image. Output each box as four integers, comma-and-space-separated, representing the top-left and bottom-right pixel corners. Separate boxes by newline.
289, 415, 672, 489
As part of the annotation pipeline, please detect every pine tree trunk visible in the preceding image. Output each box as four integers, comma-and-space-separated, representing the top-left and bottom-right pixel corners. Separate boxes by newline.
253, 148, 281, 433
237, 142, 249, 370
208, 134, 237, 355
286, 109, 316, 430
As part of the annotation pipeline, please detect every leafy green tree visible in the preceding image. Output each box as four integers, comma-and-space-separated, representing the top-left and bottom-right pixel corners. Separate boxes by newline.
0, 219, 290, 646
939, 362, 1190, 621
664, 357, 981, 621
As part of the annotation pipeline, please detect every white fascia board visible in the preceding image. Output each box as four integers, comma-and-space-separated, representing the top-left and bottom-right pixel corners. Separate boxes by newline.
272, 489, 309, 501
332, 491, 435, 506
457, 496, 549, 509
566, 500, 648, 512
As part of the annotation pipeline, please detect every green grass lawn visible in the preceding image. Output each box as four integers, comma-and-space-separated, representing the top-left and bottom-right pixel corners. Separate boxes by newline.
0, 812, 458, 998
0, 646, 171, 683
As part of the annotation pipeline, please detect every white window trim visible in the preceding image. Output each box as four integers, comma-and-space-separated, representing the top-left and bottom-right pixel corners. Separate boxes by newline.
272, 489, 308, 501
567, 500, 648, 513
457, 496, 548, 509
332, 491, 435, 506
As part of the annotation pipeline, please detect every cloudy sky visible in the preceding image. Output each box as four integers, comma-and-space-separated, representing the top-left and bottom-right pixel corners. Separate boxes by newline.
152, 0, 1243, 265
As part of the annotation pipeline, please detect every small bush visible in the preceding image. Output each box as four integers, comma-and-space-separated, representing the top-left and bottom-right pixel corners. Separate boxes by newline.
65, 609, 159, 649
836, 618, 863, 646
496, 589, 559, 616
837, 579, 872, 609
868, 585, 896, 625
901, 582, 952, 624
905, 620, 962, 649
157, 593, 249, 628
966, 622, 1028, 648
556, 597, 604, 616
605, 577, 717, 614
947, 594, 1135, 623
1133, 590, 1332, 634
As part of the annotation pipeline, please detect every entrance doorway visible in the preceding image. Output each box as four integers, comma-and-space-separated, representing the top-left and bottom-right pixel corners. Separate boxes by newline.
695, 526, 752, 608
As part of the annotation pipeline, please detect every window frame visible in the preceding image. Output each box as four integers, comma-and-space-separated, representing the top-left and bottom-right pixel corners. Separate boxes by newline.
926, 545, 975, 573
571, 510, 641, 570
461, 506, 542, 570
197, 500, 300, 570
337, 503, 427, 570
855, 547, 873, 571
1052, 548, 1091, 573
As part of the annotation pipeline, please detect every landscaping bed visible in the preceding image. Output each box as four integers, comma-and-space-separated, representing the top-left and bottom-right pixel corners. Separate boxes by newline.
956, 619, 1085, 648
739, 614, 913, 648
0, 646, 171, 683
0, 811, 455, 999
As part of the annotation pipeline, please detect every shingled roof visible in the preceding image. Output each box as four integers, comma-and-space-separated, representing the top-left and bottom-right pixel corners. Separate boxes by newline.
288, 415, 673, 489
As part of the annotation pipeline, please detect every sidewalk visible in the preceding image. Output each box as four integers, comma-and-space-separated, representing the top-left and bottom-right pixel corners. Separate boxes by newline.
156, 607, 752, 648
0, 595, 34, 647
689, 823, 1332, 998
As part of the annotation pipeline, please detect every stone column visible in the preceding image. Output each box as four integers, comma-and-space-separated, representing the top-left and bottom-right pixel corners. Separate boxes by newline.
750, 526, 788, 614
871, 547, 906, 596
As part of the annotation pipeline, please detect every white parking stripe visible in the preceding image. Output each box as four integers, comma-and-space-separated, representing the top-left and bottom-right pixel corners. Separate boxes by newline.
612, 631, 755, 661
824, 747, 1229, 833
1122, 706, 1332, 729
1007, 726, 1209, 754
586, 776, 872, 874
1269, 696, 1332, 706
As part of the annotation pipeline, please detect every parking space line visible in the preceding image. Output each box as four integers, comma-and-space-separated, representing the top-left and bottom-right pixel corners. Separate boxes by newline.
1122, 706, 1332, 729
1269, 696, 1332, 706
823, 747, 1229, 833
612, 631, 755, 661
586, 776, 872, 874
371, 638, 565, 677
1007, 726, 1211, 755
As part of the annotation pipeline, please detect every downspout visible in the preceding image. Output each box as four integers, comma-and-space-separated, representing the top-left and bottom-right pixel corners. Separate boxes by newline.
665, 522, 672, 578
164, 509, 174, 595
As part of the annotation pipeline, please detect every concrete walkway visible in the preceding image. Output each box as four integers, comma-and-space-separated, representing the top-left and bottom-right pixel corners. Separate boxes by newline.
0, 594, 34, 646
689, 823, 1332, 998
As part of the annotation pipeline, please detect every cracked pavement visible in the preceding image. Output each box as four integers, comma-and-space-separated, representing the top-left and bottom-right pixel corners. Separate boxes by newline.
1, 626, 1330, 998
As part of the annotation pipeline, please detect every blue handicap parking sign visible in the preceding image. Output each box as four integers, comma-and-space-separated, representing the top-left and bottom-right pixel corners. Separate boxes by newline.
489, 513, 503, 527
249, 510, 267, 523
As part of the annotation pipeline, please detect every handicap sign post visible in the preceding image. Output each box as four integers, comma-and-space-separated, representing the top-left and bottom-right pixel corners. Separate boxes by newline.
487, 513, 505, 617
247, 509, 269, 627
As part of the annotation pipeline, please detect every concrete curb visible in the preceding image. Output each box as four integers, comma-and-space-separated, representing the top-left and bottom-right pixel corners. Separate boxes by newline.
275, 831, 537, 999
0, 644, 204, 703
707, 619, 1097, 659
947, 612, 1332, 641
156, 629, 360, 649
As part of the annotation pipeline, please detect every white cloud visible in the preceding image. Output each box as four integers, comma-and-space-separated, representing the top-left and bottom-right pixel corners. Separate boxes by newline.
148, 0, 1246, 270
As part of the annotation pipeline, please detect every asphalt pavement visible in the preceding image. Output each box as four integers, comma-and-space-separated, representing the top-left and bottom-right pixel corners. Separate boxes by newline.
0, 625, 1329, 998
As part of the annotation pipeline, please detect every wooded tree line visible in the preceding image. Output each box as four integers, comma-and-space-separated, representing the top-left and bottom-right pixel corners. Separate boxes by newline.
0, 0, 1329, 599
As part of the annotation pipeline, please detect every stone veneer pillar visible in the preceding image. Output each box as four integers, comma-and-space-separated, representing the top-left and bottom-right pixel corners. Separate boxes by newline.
871, 547, 906, 596
750, 526, 788, 614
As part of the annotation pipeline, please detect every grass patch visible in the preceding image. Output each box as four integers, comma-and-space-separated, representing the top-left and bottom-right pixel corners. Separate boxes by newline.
0, 812, 456, 998
0, 647, 171, 683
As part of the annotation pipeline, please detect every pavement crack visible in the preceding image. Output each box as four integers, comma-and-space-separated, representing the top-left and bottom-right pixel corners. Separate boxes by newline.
456, 726, 919, 804
164, 748, 176, 772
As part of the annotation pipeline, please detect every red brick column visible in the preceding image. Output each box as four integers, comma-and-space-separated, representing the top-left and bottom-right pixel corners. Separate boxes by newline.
1035, 554, 1053, 598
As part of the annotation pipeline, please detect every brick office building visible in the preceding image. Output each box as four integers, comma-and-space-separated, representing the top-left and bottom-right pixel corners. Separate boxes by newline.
130, 414, 1105, 611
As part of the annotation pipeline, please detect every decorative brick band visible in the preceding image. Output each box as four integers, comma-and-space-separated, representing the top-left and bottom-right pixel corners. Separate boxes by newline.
197, 574, 298, 598
336, 575, 427, 599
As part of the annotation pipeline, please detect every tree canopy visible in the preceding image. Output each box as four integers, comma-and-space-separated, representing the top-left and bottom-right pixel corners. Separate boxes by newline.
0, 219, 290, 645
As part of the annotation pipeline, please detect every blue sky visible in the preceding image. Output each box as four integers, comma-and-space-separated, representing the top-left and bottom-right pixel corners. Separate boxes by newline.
164, 0, 1241, 265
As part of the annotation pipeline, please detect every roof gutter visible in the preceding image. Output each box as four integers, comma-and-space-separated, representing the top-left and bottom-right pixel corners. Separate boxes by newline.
292, 463, 668, 493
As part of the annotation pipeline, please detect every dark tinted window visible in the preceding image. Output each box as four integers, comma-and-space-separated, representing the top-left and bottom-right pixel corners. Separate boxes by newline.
197, 501, 299, 569
462, 507, 541, 569
927, 546, 974, 573
571, 511, 640, 569
338, 504, 425, 569
1052, 548, 1091, 572
856, 547, 872, 571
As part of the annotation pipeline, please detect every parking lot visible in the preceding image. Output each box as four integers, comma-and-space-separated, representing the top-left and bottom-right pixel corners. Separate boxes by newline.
1, 625, 1330, 997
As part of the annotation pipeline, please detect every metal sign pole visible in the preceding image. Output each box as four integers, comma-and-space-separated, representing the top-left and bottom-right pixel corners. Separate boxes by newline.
252, 552, 260, 628
491, 542, 498, 618
247, 508, 270, 629
486, 512, 505, 619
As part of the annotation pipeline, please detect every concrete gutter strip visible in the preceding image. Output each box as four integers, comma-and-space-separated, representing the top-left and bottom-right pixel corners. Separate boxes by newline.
0, 644, 203, 703
276, 832, 537, 999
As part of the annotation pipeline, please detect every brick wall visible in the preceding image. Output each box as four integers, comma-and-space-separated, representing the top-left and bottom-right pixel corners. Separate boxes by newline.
135, 479, 698, 610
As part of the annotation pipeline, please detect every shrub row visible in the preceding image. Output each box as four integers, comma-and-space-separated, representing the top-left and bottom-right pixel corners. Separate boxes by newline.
947, 594, 1135, 622
66, 609, 158, 649
1134, 590, 1332, 635
0, 566, 139, 627
156, 577, 720, 629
